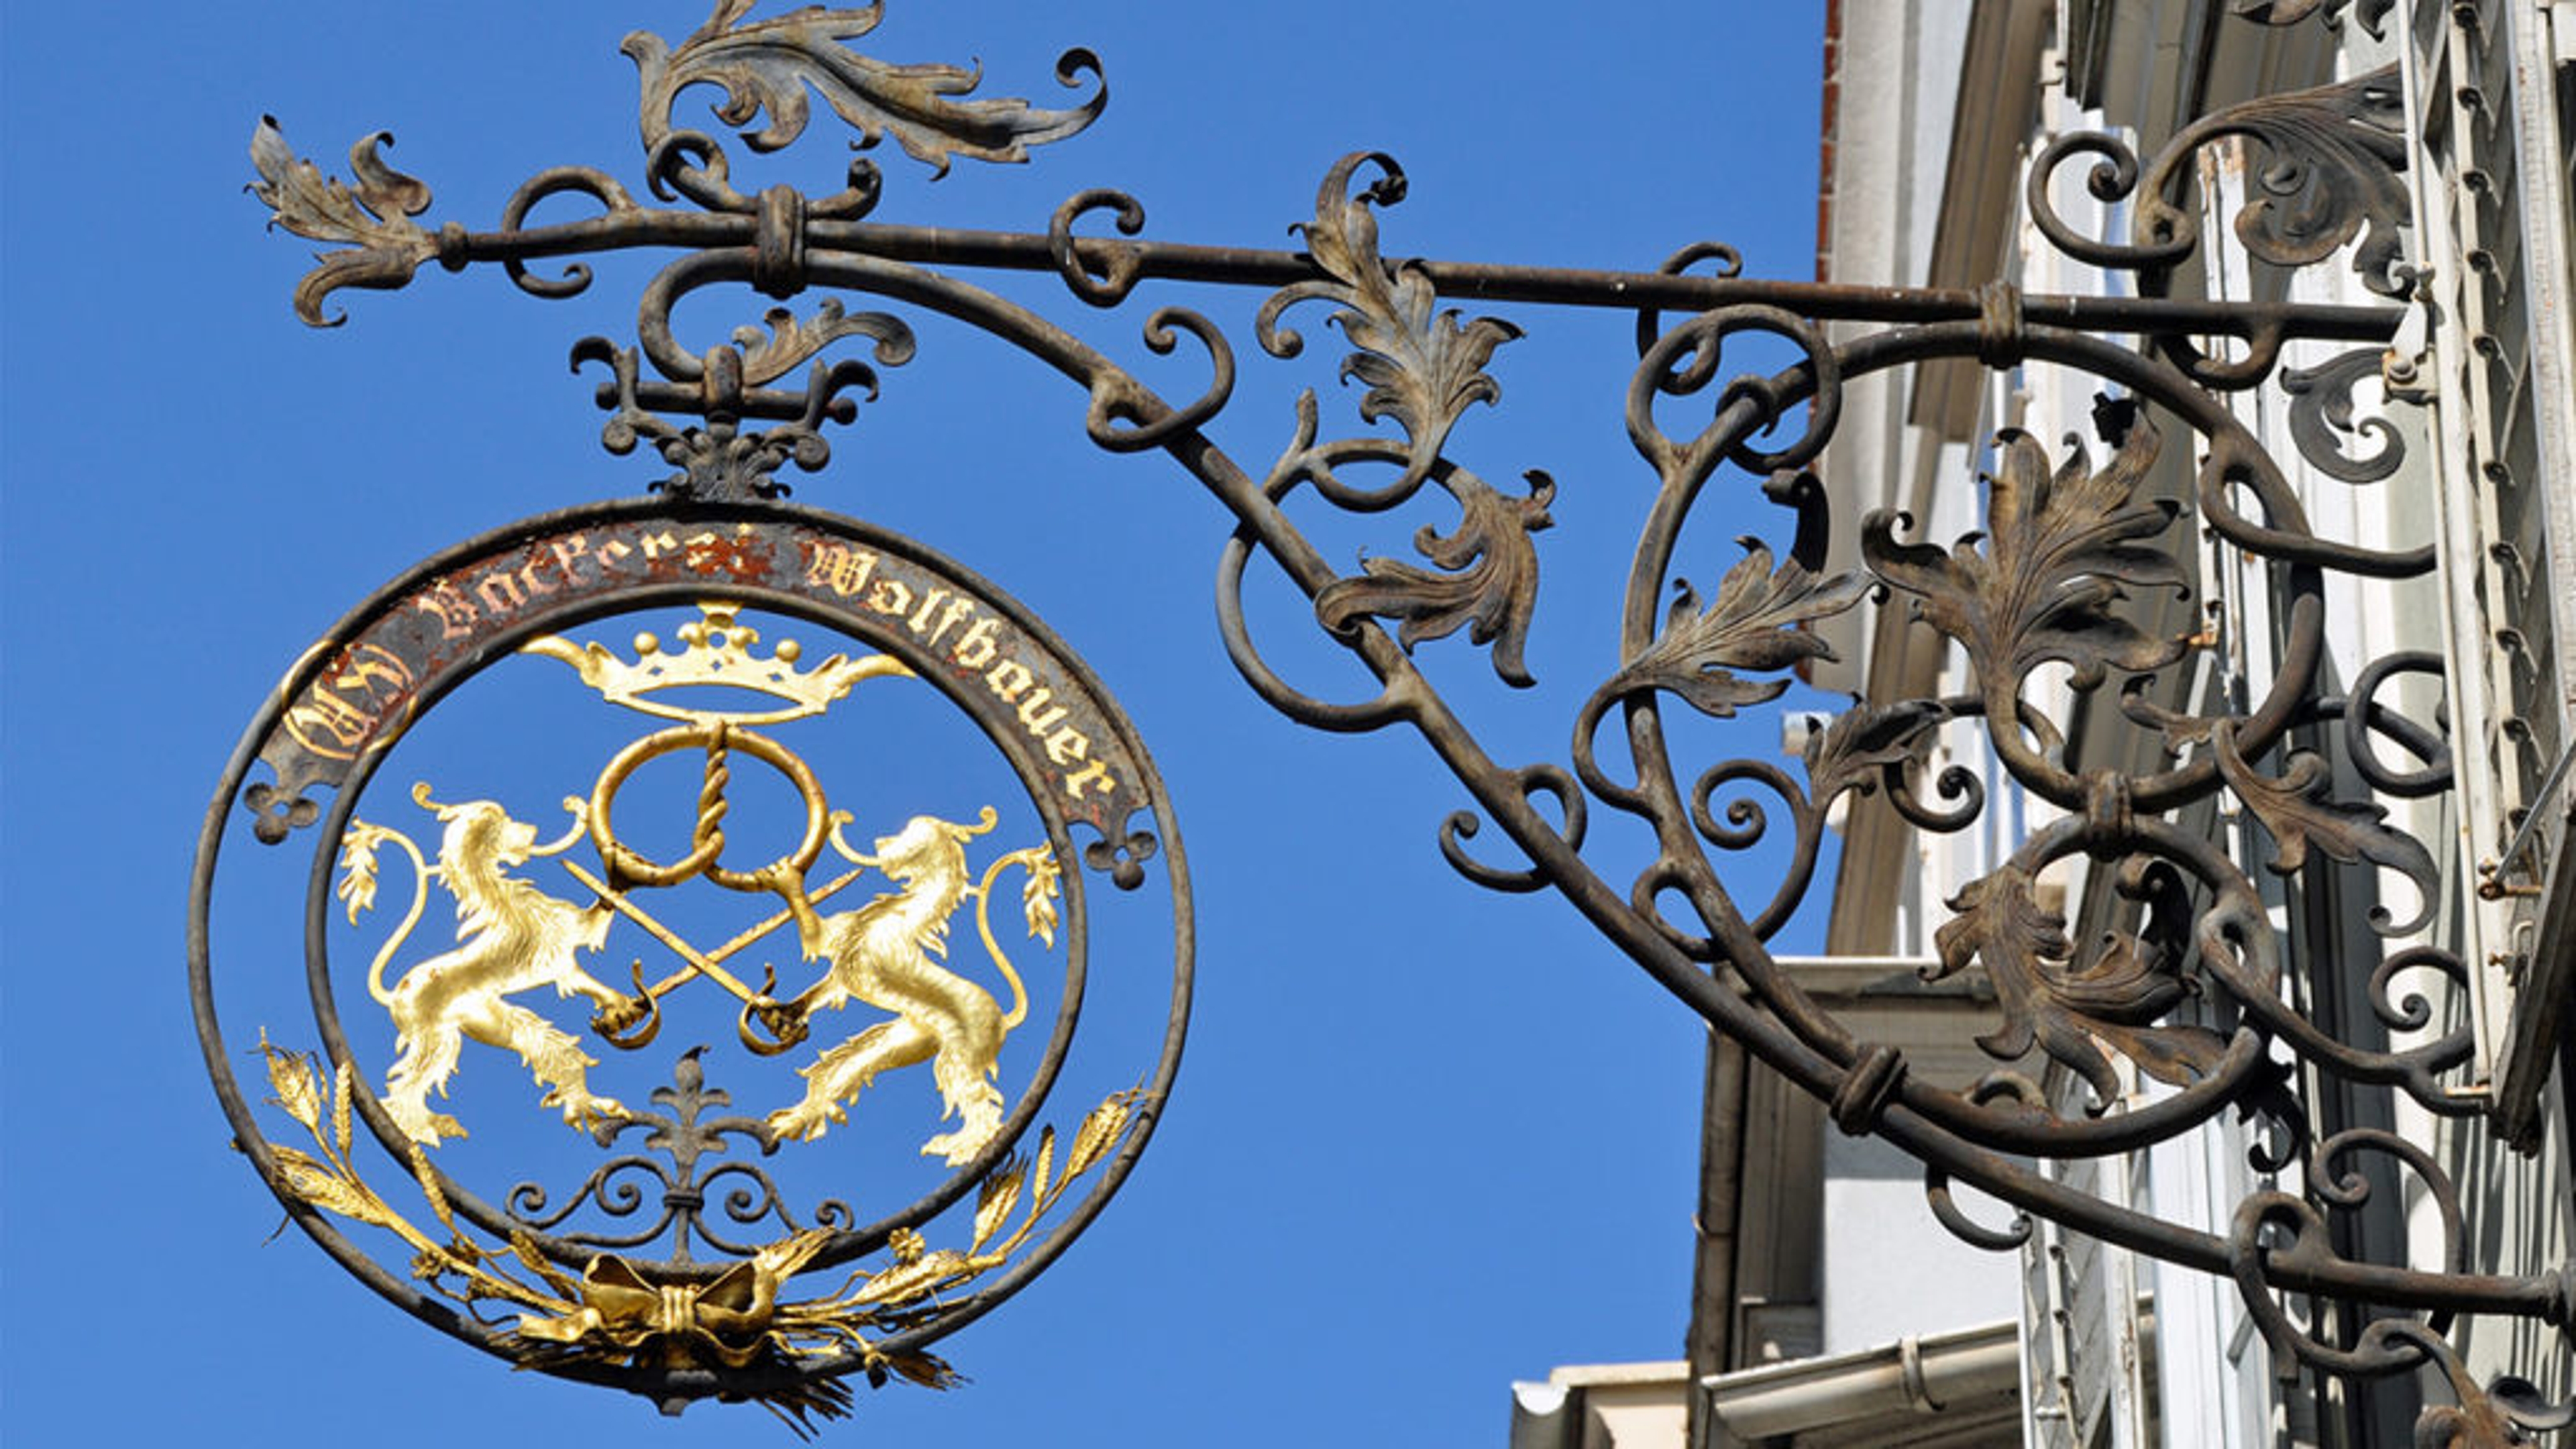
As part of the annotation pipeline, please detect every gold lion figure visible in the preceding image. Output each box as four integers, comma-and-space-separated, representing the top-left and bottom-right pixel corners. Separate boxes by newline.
355, 788, 634, 1144
766, 810, 1030, 1163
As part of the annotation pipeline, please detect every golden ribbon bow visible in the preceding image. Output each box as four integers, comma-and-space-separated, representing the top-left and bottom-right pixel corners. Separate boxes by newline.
516, 1229, 833, 1369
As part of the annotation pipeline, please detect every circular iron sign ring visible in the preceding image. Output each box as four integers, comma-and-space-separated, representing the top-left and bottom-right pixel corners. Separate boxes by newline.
191, 497, 1192, 1413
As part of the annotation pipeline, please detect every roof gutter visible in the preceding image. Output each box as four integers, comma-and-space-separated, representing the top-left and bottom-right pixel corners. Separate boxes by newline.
1699, 1318, 2021, 1446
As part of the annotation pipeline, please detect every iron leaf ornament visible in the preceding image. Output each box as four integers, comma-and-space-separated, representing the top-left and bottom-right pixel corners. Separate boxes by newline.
1932, 863, 2225, 1108
1267, 153, 1526, 487
1797, 698, 1950, 814
1601, 539, 1869, 718
2030, 64, 2414, 300
1313, 468, 1557, 686
1267, 154, 1554, 686
248, 118, 443, 326
1864, 417, 2190, 703
730, 299, 918, 388
2207, 720, 2443, 936
2200, 65, 2411, 290
628, 1, 1106, 174
2282, 345, 2408, 482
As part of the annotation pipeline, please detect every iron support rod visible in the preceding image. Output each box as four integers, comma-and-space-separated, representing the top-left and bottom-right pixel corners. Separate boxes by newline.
810, 222, 2408, 339
457, 213, 2403, 339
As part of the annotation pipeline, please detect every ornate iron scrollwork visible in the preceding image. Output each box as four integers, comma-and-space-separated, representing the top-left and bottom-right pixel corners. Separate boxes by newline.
223, 1, 2571, 1437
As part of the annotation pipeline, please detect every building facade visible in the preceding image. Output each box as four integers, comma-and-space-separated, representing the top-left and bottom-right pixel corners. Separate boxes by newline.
1515, 1, 2573, 1444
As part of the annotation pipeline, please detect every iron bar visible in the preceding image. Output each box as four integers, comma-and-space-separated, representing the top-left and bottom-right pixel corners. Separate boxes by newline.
453, 211, 2406, 340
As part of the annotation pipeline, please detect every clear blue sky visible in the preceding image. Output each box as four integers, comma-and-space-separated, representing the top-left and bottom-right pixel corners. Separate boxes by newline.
1, 4, 1825, 1444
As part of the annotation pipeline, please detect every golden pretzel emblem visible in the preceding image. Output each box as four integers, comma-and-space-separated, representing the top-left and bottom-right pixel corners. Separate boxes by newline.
573, 719, 843, 1055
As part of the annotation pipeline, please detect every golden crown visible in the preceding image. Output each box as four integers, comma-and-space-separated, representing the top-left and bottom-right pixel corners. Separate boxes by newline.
524, 602, 910, 724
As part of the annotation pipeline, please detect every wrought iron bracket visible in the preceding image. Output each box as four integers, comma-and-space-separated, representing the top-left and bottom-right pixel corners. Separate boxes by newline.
237, 3, 2573, 1438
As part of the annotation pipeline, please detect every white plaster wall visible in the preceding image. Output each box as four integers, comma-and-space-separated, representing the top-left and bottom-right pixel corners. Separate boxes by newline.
1809, 0, 1974, 696
1817, 1131, 2021, 1356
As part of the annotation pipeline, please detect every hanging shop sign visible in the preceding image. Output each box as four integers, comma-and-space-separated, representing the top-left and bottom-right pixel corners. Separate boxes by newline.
195, 499, 1188, 1426
211, 2, 2573, 1440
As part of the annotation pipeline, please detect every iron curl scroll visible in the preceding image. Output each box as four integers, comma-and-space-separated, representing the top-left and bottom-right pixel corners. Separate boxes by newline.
238, 1, 2570, 1436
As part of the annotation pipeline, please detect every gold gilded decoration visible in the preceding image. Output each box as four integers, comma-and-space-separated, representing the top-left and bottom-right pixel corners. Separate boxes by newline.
339, 784, 637, 1144
255, 1032, 1145, 1434
841, 1089, 1141, 1311
765, 809, 1062, 1160
513, 1090, 1146, 1383
254, 1032, 590, 1328
584, 718, 830, 896
246, 521, 1151, 826
514, 1228, 838, 1368
334, 602, 1060, 1160
282, 596, 1142, 1413
522, 601, 910, 726
279, 641, 417, 761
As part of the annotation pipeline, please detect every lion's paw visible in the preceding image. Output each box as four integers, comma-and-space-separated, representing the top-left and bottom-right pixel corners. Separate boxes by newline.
543, 1089, 627, 1134
589, 996, 651, 1036
921, 1126, 994, 1167
766, 1106, 828, 1144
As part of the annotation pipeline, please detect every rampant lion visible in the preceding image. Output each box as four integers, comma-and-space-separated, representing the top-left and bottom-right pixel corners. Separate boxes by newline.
765, 810, 1033, 1163
347, 786, 633, 1145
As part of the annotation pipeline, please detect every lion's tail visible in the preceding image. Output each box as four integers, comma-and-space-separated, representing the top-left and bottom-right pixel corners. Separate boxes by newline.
973, 851, 1040, 1032
357, 824, 435, 1008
